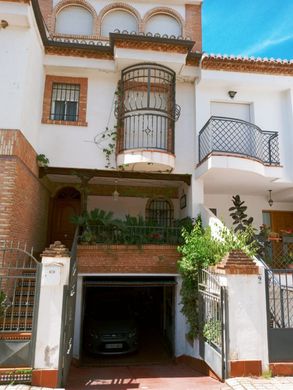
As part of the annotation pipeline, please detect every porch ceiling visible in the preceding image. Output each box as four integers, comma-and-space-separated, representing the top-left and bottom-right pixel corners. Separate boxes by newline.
39, 167, 191, 186
203, 168, 293, 202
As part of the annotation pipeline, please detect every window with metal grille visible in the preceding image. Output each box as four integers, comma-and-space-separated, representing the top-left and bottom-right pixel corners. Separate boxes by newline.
146, 199, 174, 226
50, 83, 80, 121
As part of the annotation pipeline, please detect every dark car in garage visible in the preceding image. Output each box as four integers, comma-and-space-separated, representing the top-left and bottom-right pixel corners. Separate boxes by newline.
84, 300, 138, 355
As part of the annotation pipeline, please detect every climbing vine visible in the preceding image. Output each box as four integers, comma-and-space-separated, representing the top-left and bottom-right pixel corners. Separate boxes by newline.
94, 86, 121, 169
178, 217, 258, 340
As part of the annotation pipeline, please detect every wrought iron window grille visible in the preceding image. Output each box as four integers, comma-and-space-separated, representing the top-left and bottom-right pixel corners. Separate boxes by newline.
50, 83, 80, 121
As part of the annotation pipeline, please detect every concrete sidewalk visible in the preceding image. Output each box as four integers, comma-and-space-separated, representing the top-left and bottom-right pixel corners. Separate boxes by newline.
226, 376, 293, 389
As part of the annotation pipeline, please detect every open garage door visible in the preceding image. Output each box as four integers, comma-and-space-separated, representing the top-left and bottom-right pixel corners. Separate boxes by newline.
81, 277, 176, 366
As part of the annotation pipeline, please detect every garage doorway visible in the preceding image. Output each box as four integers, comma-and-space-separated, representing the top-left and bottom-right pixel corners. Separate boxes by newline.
80, 276, 176, 366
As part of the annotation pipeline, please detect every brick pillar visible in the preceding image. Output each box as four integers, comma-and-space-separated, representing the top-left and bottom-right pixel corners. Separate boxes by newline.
185, 4, 202, 52
215, 250, 269, 377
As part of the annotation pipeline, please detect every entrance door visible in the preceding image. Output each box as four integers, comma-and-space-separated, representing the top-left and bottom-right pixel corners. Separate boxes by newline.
50, 187, 81, 248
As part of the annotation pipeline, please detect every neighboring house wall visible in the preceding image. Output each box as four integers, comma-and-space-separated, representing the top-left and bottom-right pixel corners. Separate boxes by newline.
0, 3, 44, 150
205, 193, 293, 229
0, 130, 50, 252
196, 71, 293, 181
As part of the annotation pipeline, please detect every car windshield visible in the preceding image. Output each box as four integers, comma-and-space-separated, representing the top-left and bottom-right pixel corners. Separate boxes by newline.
88, 301, 132, 321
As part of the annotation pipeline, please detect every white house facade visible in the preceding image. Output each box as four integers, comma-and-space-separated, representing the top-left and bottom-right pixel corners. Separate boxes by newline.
0, 0, 293, 387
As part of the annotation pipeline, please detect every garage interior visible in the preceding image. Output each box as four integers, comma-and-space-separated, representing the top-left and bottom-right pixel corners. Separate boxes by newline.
81, 276, 176, 366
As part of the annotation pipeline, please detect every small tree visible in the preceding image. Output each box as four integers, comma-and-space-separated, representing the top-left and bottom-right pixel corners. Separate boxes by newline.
229, 195, 253, 233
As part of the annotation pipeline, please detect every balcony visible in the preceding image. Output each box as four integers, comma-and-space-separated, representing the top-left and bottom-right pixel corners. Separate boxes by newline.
116, 63, 180, 172
198, 116, 280, 166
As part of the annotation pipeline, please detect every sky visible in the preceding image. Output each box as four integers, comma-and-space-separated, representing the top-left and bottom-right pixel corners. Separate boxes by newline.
202, 0, 293, 59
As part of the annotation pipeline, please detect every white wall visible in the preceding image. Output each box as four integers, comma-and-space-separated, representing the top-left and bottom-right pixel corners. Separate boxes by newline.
53, 0, 186, 22
196, 71, 293, 181
204, 193, 293, 230
0, 3, 44, 149
87, 195, 180, 220
38, 68, 196, 175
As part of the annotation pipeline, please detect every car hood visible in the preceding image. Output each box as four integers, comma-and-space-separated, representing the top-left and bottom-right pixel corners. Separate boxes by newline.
87, 318, 136, 334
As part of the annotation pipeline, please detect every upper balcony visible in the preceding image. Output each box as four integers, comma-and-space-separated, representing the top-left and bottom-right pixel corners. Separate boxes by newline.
198, 116, 280, 166
116, 63, 180, 172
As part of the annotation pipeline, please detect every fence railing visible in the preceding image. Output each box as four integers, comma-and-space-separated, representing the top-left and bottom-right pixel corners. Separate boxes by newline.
79, 225, 182, 245
0, 242, 41, 332
198, 116, 280, 165
258, 236, 293, 269
266, 269, 293, 329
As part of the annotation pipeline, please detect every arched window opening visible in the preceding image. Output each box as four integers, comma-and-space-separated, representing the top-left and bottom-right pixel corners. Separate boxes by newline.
145, 14, 181, 37
101, 10, 138, 36
55, 6, 93, 36
146, 199, 174, 226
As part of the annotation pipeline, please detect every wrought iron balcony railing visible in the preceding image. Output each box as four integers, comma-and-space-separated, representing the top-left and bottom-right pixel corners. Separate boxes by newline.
198, 116, 280, 165
116, 63, 180, 154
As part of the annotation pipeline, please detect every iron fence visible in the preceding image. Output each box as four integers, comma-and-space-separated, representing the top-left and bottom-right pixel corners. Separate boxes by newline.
198, 116, 280, 165
0, 242, 40, 332
198, 270, 223, 350
258, 236, 293, 269
198, 269, 227, 380
79, 225, 182, 245
266, 269, 293, 329
58, 228, 79, 387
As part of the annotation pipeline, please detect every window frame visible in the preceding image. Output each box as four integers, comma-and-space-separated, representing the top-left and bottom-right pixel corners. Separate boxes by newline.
42, 75, 88, 126
145, 198, 174, 227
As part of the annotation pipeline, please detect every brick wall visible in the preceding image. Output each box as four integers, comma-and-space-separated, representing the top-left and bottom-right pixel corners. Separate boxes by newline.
185, 4, 202, 52
0, 130, 50, 253
77, 244, 181, 274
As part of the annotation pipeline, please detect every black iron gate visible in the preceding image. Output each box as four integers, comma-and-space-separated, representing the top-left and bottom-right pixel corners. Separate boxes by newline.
198, 269, 228, 380
0, 241, 41, 367
265, 269, 293, 362
58, 229, 79, 387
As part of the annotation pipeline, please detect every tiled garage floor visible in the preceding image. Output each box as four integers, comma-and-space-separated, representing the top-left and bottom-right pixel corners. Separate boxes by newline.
66, 364, 228, 390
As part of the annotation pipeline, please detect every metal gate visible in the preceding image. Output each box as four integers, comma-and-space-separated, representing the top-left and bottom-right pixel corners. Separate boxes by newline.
0, 241, 42, 367
265, 269, 293, 362
58, 229, 79, 387
198, 269, 228, 380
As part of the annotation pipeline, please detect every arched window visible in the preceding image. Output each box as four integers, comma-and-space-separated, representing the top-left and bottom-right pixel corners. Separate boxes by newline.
146, 199, 174, 226
145, 14, 181, 37
55, 6, 93, 35
101, 10, 138, 36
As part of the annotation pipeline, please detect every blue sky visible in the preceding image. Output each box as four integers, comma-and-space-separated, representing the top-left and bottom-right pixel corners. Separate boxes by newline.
202, 0, 293, 59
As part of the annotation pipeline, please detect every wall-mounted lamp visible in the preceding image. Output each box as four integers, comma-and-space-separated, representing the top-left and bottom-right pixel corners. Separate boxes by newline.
112, 179, 119, 201
228, 90, 237, 99
0, 20, 8, 29
268, 190, 273, 207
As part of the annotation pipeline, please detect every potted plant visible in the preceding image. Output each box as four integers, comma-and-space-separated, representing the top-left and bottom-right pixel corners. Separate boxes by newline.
283, 251, 293, 269
36, 154, 49, 167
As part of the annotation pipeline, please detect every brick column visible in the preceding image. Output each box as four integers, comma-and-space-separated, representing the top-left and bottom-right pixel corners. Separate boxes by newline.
215, 250, 269, 377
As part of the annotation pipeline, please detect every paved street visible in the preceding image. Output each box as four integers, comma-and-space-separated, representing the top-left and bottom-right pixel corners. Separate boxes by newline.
2, 371, 293, 390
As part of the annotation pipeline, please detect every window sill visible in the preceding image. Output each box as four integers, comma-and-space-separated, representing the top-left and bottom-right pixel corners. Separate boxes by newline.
42, 119, 88, 127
